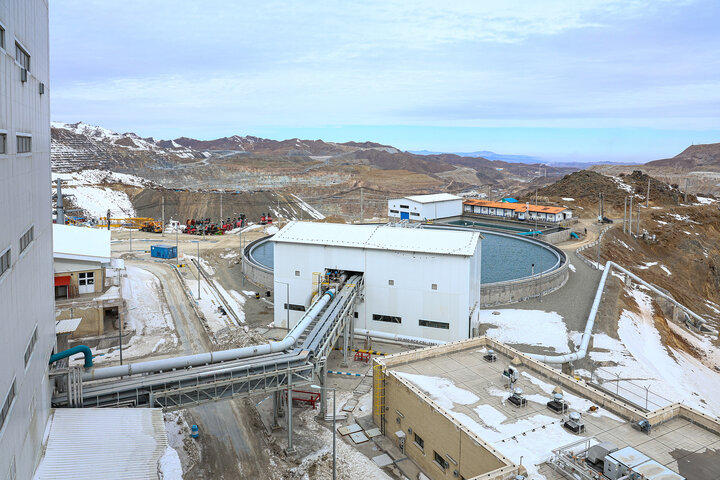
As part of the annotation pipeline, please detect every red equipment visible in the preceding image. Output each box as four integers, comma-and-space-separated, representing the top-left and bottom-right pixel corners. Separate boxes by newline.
354, 351, 371, 363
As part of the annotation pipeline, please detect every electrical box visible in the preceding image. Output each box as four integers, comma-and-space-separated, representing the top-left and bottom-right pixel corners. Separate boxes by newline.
151, 244, 177, 259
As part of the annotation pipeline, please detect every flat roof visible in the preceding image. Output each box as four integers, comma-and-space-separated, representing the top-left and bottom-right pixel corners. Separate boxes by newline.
464, 199, 569, 215
380, 340, 720, 480
53, 224, 111, 263
34, 408, 171, 479
272, 221, 481, 256
403, 193, 462, 204
55, 318, 82, 334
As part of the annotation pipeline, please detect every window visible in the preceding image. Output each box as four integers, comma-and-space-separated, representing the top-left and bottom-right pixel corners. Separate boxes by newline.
414, 432, 424, 450
24, 327, 37, 367
388, 279, 394, 286
0, 248, 10, 277
15, 43, 30, 71
410, 212, 420, 217
295, 270, 300, 277
389, 209, 399, 214
434, 451, 449, 471
0, 379, 16, 433
0, 133, 5, 154
17, 135, 31, 154
0, 25, 4, 50
284, 303, 306, 312
399, 204, 409, 209
431, 283, 437, 290
19, 226, 33, 253
419, 319, 450, 330
373, 314, 401, 324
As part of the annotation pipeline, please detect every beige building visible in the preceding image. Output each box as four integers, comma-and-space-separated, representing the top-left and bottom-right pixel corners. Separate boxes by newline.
373, 337, 718, 480
53, 224, 122, 337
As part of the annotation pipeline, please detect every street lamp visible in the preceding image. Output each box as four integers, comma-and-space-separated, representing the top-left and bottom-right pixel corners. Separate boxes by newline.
192, 240, 201, 300
310, 384, 337, 480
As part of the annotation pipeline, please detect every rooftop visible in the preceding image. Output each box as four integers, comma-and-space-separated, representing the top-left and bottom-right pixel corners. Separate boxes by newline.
34, 408, 175, 479
403, 193, 462, 203
272, 221, 481, 256
379, 338, 720, 480
464, 199, 569, 214
53, 224, 111, 263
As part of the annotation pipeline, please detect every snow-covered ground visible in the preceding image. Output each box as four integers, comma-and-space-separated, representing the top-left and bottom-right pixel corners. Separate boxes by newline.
590, 285, 720, 417
292, 194, 326, 220
73, 266, 179, 366
52, 170, 146, 218
479, 309, 571, 353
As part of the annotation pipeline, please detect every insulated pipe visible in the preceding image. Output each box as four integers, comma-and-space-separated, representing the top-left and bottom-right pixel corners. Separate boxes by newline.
83, 288, 336, 381
354, 329, 445, 346
50, 345, 93, 369
527, 261, 706, 364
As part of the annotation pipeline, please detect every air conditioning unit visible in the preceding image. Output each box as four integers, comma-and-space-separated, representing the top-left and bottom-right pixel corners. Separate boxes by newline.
20, 68, 27, 83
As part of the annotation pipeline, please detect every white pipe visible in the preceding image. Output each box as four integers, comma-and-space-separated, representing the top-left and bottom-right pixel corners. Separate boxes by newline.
83, 288, 336, 381
527, 261, 706, 364
354, 329, 445, 347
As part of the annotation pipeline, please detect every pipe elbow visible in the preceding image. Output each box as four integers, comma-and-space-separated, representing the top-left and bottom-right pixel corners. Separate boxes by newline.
49, 345, 93, 369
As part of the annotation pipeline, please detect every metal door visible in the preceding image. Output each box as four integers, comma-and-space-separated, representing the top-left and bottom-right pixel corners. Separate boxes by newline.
78, 272, 95, 294
400, 212, 409, 220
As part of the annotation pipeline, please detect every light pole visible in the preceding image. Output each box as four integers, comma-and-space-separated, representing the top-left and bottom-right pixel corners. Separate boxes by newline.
276, 281, 290, 329
310, 384, 336, 480
176, 226, 179, 266
192, 240, 201, 300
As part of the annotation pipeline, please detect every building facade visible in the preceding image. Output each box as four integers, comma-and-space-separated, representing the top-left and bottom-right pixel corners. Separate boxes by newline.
273, 222, 482, 343
0, 2, 55, 479
463, 199, 572, 222
388, 193, 463, 221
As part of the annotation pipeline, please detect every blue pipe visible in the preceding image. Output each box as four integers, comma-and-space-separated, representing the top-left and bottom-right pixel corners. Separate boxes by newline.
49, 345, 93, 369
517, 230, 543, 236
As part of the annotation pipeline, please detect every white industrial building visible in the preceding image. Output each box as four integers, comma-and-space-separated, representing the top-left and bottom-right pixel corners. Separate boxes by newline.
0, 2, 55, 478
272, 221, 482, 342
388, 193, 462, 221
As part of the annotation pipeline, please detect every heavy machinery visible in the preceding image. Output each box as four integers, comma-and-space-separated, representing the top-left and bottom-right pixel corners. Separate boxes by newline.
139, 220, 162, 233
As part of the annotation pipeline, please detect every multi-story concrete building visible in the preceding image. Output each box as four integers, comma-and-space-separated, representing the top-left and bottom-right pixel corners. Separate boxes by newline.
0, 1, 55, 478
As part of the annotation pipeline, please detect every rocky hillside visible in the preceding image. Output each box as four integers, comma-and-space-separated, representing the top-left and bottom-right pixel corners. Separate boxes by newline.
51, 121, 577, 197
646, 143, 720, 170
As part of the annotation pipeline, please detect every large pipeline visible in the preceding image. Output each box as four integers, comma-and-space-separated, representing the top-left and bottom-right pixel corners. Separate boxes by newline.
527, 261, 706, 364
354, 329, 445, 347
82, 288, 336, 381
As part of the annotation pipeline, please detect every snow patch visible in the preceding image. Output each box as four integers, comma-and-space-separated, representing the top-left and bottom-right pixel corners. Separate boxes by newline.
479, 309, 571, 353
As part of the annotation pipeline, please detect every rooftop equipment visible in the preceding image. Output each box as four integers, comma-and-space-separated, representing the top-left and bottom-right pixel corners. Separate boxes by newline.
508, 387, 527, 408
633, 419, 653, 434
547, 392, 568, 414
564, 411, 585, 434
483, 349, 497, 363
586, 441, 618, 469
502, 365, 520, 389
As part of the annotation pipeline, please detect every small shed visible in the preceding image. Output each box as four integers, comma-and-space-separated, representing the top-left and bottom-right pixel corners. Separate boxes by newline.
151, 245, 177, 259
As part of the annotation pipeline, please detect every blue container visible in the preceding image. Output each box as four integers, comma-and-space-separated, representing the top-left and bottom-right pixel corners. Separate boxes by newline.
151, 244, 177, 259
191, 425, 199, 438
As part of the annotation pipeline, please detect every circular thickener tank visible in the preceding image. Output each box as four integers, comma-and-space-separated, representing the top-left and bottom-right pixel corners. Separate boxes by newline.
248, 228, 561, 284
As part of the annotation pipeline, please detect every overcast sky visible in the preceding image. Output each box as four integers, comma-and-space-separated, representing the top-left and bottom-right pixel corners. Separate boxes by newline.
50, 0, 719, 162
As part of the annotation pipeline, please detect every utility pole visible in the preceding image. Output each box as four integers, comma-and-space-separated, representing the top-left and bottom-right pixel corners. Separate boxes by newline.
623, 197, 627, 234
220, 192, 223, 220
636, 203, 641, 235
684, 178, 688, 203
535, 186, 538, 205
107, 208, 111, 231
360, 187, 364, 223
646, 178, 650, 208
628, 196, 633, 236
161, 196, 165, 237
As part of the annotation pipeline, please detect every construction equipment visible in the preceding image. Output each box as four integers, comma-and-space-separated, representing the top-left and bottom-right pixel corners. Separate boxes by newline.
139, 220, 162, 233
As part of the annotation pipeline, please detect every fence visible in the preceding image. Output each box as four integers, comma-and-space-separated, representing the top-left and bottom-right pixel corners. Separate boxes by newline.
590, 366, 675, 411
575, 224, 613, 270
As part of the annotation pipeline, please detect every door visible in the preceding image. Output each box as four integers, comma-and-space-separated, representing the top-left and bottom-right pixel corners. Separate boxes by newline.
400, 212, 409, 220
78, 272, 95, 294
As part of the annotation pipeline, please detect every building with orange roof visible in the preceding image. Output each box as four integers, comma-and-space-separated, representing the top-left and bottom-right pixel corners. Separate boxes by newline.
463, 199, 572, 222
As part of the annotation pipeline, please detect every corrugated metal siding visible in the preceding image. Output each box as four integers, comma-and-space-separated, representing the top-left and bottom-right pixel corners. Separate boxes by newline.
34, 408, 167, 479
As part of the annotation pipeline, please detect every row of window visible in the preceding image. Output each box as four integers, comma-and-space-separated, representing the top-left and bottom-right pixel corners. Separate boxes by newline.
0, 133, 32, 154
0, 379, 16, 434
0, 24, 31, 71
0, 226, 35, 279
411, 431, 460, 477
372, 314, 450, 329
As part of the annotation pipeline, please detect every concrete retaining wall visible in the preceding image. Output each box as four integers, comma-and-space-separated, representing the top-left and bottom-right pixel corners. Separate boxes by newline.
242, 236, 274, 288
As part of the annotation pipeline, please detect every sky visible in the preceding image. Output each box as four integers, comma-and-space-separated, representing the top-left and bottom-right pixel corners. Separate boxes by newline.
50, 0, 720, 163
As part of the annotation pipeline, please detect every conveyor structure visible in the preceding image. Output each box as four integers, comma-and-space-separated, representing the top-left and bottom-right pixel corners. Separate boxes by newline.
51, 275, 364, 449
